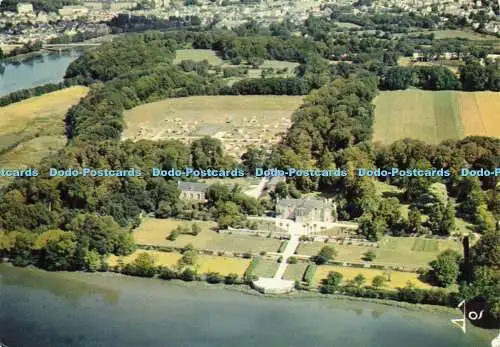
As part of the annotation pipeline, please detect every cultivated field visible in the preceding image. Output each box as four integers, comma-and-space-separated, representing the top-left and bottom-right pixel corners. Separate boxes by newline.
108, 250, 250, 276
0, 86, 89, 186
457, 92, 500, 137
373, 90, 463, 144
296, 236, 461, 268
313, 265, 432, 289
373, 90, 499, 144
122, 95, 303, 158
0, 86, 89, 134
133, 218, 282, 254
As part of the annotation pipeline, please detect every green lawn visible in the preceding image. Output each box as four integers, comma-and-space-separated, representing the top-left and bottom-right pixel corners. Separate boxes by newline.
253, 259, 279, 278
373, 90, 464, 145
429, 30, 500, 41
283, 263, 308, 281
296, 236, 461, 268
134, 218, 282, 254
174, 49, 223, 65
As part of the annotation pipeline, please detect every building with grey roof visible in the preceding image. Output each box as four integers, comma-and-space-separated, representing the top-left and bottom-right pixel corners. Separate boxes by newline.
276, 198, 335, 223
178, 181, 209, 201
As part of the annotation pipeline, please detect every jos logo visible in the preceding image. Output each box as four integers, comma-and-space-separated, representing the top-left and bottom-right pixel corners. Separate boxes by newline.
450, 297, 498, 334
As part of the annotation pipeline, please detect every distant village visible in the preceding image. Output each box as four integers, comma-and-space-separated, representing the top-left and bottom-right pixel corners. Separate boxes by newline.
0, 0, 498, 48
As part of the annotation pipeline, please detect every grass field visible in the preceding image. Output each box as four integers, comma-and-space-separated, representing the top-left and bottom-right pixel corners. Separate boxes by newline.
133, 218, 282, 254
108, 250, 250, 276
122, 95, 302, 157
174, 49, 224, 65
429, 30, 500, 41
313, 265, 432, 289
397, 56, 462, 74
0, 86, 89, 186
373, 90, 500, 144
283, 263, 308, 281
252, 259, 279, 278
296, 236, 461, 268
0, 86, 89, 134
373, 90, 464, 144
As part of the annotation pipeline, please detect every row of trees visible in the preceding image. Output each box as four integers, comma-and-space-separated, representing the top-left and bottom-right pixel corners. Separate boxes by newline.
381, 59, 499, 91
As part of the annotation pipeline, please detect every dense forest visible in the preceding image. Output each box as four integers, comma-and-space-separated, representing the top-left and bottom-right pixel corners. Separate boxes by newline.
0, 18, 498, 314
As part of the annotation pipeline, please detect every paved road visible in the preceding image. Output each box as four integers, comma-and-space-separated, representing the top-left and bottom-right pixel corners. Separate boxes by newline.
273, 234, 299, 280
244, 177, 268, 199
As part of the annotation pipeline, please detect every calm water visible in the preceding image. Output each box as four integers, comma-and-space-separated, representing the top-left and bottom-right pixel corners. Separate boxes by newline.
0, 49, 81, 97
0, 264, 495, 347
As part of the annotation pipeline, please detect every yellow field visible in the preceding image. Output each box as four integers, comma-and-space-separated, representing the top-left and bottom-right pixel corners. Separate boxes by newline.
313, 265, 432, 290
122, 95, 302, 157
458, 92, 500, 137
108, 250, 250, 276
108, 250, 182, 268
196, 255, 251, 276
373, 90, 499, 145
0, 86, 89, 134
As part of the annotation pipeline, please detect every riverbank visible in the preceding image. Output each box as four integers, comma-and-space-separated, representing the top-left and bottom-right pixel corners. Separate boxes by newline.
0, 262, 458, 315
3, 262, 494, 347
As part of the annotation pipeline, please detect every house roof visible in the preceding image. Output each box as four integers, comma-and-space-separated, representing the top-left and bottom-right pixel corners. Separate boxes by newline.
277, 198, 331, 211
178, 181, 209, 192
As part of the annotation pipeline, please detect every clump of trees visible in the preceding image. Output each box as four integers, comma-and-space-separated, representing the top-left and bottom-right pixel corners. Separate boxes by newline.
311, 246, 337, 265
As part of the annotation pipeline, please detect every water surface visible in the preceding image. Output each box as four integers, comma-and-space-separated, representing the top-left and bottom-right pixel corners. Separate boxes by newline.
0, 49, 81, 96
0, 264, 494, 347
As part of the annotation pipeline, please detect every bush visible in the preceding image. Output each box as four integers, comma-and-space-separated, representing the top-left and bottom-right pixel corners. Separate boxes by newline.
191, 223, 201, 236
224, 273, 239, 285
303, 263, 317, 285
167, 230, 179, 241
244, 257, 260, 281
205, 272, 224, 284
277, 241, 288, 253
311, 245, 337, 265
180, 268, 196, 281
287, 256, 298, 264
159, 266, 178, 280
242, 252, 252, 259
363, 250, 376, 261
371, 275, 387, 288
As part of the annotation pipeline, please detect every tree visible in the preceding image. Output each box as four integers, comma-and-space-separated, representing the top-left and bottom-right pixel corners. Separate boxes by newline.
123, 252, 157, 277
459, 60, 488, 91
191, 137, 224, 169
363, 250, 376, 261
407, 206, 422, 234
191, 223, 201, 236
320, 271, 343, 294
35, 230, 77, 271
312, 245, 337, 265
83, 249, 101, 272
241, 146, 267, 174
274, 181, 288, 199
352, 274, 366, 288
371, 275, 387, 288
429, 250, 461, 287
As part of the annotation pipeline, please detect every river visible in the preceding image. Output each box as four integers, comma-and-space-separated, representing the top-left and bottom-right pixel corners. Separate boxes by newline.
0, 49, 81, 97
0, 264, 495, 347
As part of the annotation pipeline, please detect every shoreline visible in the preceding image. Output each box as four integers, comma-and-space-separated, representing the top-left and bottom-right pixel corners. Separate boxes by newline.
1, 262, 458, 316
